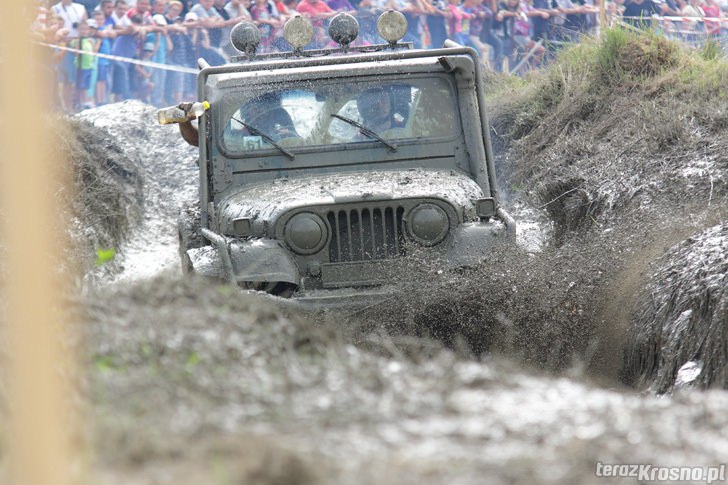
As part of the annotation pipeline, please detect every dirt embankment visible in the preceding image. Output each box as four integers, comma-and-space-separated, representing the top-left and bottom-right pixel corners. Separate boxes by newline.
57, 116, 144, 276
404, 29, 728, 389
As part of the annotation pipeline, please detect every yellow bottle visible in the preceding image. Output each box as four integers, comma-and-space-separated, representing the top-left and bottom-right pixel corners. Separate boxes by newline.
157, 101, 210, 125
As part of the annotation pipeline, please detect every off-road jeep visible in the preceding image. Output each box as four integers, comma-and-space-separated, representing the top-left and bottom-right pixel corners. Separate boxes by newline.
177, 12, 515, 300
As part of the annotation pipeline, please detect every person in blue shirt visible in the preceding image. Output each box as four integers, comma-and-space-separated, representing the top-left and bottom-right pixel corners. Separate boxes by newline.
92, 8, 116, 104
149, 13, 171, 106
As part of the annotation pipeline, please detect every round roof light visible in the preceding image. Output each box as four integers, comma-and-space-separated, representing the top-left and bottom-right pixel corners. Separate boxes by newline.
283, 15, 313, 51
230, 21, 262, 55
328, 13, 359, 48
377, 10, 407, 44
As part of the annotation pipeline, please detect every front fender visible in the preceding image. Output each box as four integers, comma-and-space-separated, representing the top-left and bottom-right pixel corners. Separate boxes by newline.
440, 218, 514, 268
187, 238, 300, 284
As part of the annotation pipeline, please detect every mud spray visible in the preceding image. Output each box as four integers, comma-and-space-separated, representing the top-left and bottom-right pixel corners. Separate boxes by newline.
55, 30, 728, 484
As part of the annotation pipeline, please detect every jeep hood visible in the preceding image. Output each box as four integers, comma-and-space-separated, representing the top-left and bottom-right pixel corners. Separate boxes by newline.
216, 169, 484, 235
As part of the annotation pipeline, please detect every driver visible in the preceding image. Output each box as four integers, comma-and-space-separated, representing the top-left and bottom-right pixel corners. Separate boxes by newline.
239, 92, 300, 141
356, 87, 405, 131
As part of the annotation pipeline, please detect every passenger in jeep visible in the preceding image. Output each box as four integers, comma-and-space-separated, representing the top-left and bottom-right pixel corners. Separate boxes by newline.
356, 87, 406, 131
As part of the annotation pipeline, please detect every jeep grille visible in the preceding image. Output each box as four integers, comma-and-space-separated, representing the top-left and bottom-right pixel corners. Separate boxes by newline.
327, 206, 406, 263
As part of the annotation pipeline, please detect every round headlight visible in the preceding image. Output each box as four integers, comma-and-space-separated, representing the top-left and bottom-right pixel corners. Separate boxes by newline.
406, 204, 450, 246
285, 213, 328, 254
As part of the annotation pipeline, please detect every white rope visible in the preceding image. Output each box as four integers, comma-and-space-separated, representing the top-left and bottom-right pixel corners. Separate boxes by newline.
38, 41, 199, 74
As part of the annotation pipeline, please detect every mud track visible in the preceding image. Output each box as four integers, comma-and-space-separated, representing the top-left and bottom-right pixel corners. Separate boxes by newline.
43, 32, 728, 483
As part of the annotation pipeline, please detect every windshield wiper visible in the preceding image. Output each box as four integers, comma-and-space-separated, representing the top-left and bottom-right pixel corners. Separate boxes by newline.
331, 114, 398, 152
232, 116, 295, 161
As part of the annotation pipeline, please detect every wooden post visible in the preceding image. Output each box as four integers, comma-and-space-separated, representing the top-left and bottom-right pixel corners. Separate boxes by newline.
0, 3, 78, 485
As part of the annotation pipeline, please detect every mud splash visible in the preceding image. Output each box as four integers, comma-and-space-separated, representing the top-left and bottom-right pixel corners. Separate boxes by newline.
60, 31, 728, 483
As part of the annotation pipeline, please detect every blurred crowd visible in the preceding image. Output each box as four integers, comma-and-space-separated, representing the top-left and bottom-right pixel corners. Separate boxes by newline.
32, 0, 728, 111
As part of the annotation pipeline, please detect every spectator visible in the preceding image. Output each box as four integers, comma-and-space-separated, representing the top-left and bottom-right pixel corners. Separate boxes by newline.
570, 0, 598, 36
170, 12, 199, 100
326, 0, 357, 13
33, 0, 64, 41
150, 13, 172, 105
189, 0, 230, 61
447, 0, 473, 46
69, 19, 100, 108
165, 1, 192, 103
223, 0, 253, 56
622, 0, 660, 29
210, 0, 231, 54
395, 0, 427, 48
92, 8, 116, 105
480, 0, 505, 70
702, 0, 721, 37
549, 0, 588, 41
297, 0, 337, 47
52, 0, 89, 108
151, 0, 168, 17
496, 0, 546, 73
190, 0, 227, 28
356, 0, 385, 44
251, 0, 282, 52
111, 9, 142, 101
531, 0, 552, 42
127, 0, 153, 20
212, 0, 254, 57
78, 0, 101, 15
463, 0, 493, 64
111, 0, 129, 23
422, 0, 450, 48
52, 0, 88, 37
135, 41, 156, 102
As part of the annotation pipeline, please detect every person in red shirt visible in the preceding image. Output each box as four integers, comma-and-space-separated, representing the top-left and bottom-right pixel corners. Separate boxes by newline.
296, 0, 336, 46
127, 0, 152, 20
702, 0, 721, 37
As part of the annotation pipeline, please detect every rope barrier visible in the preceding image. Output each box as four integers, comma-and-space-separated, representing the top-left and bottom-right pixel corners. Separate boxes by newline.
38, 41, 199, 74
622, 14, 728, 23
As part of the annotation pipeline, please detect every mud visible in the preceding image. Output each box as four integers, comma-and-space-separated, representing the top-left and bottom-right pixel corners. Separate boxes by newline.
623, 222, 728, 392
76, 100, 198, 283
83, 276, 728, 484
9, 30, 728, 484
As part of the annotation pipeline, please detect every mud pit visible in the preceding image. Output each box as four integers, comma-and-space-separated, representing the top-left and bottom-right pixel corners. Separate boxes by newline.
49, 32, 728, 484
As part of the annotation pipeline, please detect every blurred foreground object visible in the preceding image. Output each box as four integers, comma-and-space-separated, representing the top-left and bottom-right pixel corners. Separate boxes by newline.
0, 2, 79, 485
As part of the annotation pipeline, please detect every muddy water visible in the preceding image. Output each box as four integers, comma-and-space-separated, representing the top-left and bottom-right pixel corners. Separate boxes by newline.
80, 103, 728, 484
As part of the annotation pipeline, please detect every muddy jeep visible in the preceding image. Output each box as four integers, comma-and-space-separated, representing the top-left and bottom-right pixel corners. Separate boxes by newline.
177, 13, 515, 300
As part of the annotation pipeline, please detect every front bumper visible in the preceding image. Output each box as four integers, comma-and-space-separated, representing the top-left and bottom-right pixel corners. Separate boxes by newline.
187, 211, 515, 291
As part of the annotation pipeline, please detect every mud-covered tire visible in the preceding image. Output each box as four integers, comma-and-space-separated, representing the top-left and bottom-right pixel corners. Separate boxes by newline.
178, 201, 206, 274
239, 281, 297, 298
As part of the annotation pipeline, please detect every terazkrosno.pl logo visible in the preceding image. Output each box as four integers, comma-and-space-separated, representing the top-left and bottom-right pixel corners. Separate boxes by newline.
595, 462, 726, 483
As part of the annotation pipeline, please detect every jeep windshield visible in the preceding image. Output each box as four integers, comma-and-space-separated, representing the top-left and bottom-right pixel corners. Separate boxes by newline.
219, 75, 459, 158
